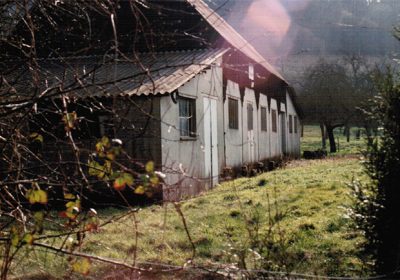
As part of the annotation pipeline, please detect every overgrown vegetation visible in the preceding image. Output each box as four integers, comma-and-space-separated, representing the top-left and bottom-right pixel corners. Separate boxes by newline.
0, 2, 177, 278
349, 69, 400, 277
9, 158, 370, 278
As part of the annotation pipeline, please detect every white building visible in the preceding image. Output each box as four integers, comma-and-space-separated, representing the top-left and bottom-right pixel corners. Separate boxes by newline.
8, 0, 302, 201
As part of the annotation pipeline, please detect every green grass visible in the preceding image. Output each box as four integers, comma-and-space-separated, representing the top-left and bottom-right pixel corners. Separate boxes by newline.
89, 158, 369, 276
10, 157, 371, 279
301, 125, 366, 156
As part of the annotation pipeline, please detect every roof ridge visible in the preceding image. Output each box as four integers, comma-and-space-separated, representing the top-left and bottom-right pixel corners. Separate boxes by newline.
21, 48, 226, 62
186, 0, 287, 83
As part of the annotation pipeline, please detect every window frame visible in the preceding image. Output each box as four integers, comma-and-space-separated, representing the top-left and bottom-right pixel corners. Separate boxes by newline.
289, 114, 293, 134
271, 109, 277, 132
178, 96, 197, 139
228, 97, 239, 130
247, 102, 254, 131
260, 106, 267, 132
294, 116, 298, 134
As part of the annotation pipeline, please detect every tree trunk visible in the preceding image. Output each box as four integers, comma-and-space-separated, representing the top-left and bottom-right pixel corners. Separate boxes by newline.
344, 125, 350, 142
326, 124, 337, 153
320, 123, 326, 149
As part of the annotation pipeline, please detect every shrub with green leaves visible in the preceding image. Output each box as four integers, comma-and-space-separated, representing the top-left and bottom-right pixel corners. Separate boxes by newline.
350, 69, 400, 276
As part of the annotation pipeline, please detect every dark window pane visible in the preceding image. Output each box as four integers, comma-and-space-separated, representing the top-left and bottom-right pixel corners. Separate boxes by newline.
261, 106, 267, 131
289, 114, 293, 133
272, 109, 277, 132
179, 97, 196, 137
228, 98, 238, 129
247, 103, 253, 131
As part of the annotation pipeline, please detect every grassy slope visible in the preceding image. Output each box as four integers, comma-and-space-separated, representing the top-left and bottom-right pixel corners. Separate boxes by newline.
11, 126, 369, 279
79, 158, 368, 277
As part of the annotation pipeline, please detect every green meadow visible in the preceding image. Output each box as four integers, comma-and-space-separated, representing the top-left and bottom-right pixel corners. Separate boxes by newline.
9, 125, 370, 279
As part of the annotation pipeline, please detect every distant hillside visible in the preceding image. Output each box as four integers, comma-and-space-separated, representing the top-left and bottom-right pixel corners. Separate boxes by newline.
205, 0, 400, 91
206, 0, 400, 59
276, 54, 396, 87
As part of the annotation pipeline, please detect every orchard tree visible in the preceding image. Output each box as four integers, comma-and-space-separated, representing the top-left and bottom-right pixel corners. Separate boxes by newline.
300, 59, 353, 153
343, 54, 376, 135
300, 58, 376, 152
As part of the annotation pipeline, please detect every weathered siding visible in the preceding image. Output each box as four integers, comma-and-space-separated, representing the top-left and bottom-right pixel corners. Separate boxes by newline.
269, 98, 281, 157
242, 88, 257, 164
120, 72, 301, 200
120, 97, 162, 167
279, 102, 287, 156
285, 91, 301, 157
160, 63, 223, 199
223, 80, 242, 167
258, 94, 270, 160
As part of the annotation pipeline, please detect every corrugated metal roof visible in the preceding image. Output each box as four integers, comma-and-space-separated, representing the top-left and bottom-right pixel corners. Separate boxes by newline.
98, 48, 228, 96
3, 48, 228, 99
187, 0, 287, 83
3, 0, 288, 102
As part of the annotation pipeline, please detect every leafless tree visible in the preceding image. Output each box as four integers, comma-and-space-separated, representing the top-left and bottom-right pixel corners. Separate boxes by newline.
299, 57, 376, 153
0, 1, 200, 278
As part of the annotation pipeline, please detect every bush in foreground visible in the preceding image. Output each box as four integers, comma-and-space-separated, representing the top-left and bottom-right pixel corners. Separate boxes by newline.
350, 70, 400, 276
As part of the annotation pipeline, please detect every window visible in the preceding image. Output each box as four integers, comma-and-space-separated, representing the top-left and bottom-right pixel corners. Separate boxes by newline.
179, 97, 196, 137
228, 98, 239, 129
294, 116, 298, 133
271, 109, 277, 132
261, 106, 267, 131
289, 114, 293, 133
247, 103, 253, 131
